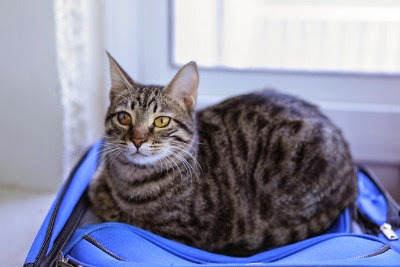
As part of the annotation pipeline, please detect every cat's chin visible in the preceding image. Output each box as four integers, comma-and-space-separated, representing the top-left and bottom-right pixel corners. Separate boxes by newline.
124, 152, 170, 167
125, 153, 156, 166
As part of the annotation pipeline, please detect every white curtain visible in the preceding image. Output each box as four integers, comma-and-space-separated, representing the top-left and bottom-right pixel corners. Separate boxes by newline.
54, 0, 108, 178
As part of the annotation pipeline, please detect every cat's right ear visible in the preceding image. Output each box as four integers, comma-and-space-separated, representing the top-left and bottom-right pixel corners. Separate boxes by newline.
164, 62, 199, 111
106, 52, 134, 99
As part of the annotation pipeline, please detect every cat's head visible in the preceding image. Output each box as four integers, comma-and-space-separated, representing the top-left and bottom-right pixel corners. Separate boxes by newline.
102, 53, 199, 166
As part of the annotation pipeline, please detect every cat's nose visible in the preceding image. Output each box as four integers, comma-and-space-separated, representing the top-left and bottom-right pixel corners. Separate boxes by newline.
131, 129, 148, 149
132, 137, 147, 149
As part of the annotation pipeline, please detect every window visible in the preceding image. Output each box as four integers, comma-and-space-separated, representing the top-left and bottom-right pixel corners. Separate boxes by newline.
172, 0, 400, 74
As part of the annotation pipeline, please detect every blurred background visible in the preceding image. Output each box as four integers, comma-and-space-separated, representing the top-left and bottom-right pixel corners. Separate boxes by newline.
0, 0, 399, 265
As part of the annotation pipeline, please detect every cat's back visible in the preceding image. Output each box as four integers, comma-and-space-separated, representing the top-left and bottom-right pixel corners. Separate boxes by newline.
197, 89, 328, 129
196, 89, 355, 196
196, 89, 340, 161
195, 89, 357, 254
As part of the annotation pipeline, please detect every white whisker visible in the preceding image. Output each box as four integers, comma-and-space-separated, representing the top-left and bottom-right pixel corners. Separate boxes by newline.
167, 150, 184, 184
173, 151, 197, 183
158, 150, 176, 177
170, 145, 203, 175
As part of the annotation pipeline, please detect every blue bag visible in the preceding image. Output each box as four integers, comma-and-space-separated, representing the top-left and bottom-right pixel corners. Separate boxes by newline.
24, 142, 400, 266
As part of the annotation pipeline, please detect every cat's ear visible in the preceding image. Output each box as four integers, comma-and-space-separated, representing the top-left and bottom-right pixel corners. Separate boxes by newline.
164, 62, 199, 111
106, 52, 134, 99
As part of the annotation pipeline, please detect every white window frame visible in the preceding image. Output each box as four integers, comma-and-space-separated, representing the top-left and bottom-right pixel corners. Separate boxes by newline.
105, 0, 400, 165
171, 0, 400, 74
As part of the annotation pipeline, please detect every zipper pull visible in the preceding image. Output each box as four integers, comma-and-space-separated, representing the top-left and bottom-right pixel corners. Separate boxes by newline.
57, 252, 82, 267
380, 223, 398, 240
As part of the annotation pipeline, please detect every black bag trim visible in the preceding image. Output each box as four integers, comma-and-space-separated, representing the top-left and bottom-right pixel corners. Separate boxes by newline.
42, 193, 88, 266
23, 148, 93, 267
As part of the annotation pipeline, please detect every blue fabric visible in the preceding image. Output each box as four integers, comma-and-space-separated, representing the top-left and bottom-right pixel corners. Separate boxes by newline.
25, 193, 60, 263
64, 209, 349, 266
357, 171, 388, 226
24, 142, 101, 265
46, 142, 101, 255
64, 222, 400, 266
65, 255, 400, 267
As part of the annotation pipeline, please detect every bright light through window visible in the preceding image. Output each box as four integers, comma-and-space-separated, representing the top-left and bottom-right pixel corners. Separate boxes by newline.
171, 0, 400, 74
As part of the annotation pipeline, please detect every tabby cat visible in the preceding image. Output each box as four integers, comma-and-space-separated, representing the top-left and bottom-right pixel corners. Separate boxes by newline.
88, 53, 357, 256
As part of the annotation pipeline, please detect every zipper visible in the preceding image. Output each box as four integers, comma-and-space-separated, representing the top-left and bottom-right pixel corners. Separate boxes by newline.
40, 194, 89, 266
350, 244, 390, 259
29, 148, 93, 267
380, 223, 399, 240
83, 234, 126, 261
57, 253, 83, 267
356, 166, 400, 240
355, 208, 380, 236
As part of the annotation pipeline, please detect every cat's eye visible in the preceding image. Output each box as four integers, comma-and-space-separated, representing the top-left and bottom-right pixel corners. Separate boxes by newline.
117, 112, 132, 126
154, 116, 171, 128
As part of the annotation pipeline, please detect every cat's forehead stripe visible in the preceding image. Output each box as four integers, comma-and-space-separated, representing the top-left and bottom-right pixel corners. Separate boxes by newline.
145, 98, 155, 111
136, 96, 142, 106
142, 90, 151, 108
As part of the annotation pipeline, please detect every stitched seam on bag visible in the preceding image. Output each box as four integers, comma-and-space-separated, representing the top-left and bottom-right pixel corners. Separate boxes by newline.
83, 235, 126, 261
349, 244, 390, 260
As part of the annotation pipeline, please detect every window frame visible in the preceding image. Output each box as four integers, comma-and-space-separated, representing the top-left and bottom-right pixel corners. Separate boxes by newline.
169, 0, 400, 77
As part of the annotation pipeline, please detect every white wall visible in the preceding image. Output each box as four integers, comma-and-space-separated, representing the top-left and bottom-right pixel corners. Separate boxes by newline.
0, 0, 63, 191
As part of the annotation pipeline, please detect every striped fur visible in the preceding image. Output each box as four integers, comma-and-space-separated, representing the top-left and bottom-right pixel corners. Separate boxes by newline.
88, 59, 357, 256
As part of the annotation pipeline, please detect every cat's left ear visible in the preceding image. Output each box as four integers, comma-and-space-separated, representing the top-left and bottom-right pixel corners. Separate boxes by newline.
106, 51, 135, 100
164, 62, 199, 111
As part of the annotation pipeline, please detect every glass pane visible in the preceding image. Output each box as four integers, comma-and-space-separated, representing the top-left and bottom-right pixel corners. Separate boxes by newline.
171, 0, 400, 74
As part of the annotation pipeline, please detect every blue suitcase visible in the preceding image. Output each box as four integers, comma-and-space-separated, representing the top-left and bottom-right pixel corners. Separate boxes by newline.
24, 141, 400, 266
